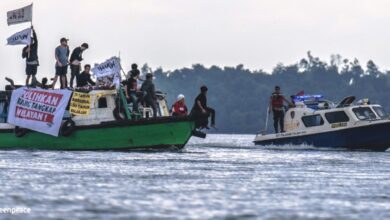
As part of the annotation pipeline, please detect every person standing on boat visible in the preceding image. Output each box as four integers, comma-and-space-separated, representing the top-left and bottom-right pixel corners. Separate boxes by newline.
77, 64, 95, 87
22, 26, 39, 86
269, 85, 291, 133
141, 73, 157, 117
125, 69, 140, 113
191, 86, 216, 129
171, 94, 188, 116
52, 37, 70, 89
69, 43, 89, 88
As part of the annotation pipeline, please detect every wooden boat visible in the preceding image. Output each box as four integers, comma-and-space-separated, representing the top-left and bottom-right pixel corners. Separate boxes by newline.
0, 88, 205, 150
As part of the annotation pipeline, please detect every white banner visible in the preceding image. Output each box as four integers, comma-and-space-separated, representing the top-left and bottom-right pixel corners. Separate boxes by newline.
7, 4, 33, 26
7, 28, 31, 45
96, 72, 121, 89
7, 87, 72, 137
92, 57, 121, 78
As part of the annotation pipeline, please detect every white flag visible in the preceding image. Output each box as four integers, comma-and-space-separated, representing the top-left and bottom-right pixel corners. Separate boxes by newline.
92, 57, 121, 78
7, 28, 31, 46
7, 4, 33, 26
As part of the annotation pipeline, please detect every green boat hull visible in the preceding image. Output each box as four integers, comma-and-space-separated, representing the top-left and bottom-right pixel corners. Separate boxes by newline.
0, 117, 196, 150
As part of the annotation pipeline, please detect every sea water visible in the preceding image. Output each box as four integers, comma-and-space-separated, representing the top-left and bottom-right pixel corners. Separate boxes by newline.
0, 134, 389, 220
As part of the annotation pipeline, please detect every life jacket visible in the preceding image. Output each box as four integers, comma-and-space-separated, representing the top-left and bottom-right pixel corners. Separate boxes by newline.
271, 93, 284, 109
172, 101, 188, 116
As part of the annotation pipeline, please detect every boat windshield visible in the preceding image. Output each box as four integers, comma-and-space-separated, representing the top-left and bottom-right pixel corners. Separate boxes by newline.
352, 107, 377, 120
373, 106, 388, 119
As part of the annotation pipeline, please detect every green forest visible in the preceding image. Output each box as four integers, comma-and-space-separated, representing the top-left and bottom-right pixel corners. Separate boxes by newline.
148, 52, 390, 134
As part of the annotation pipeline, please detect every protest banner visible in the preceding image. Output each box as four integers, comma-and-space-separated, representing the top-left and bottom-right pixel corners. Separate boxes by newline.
92, 57, 121, 78
92, 57, 122, 88
7, 28, 31, 45
7, 88, 72, 136
69, 92, 91, 116
7, 4, 33, 26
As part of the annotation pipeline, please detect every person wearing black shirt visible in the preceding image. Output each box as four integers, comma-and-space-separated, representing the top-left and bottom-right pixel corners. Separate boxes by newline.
22, 26, 39, 86
76, 64, 95, 87
69, 43, 89, 88
141, 73, 157, 117
125, 69, 140, 112
191, 85, 216, 129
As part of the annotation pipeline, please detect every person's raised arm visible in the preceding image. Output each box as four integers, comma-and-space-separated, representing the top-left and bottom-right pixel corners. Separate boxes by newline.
32, 26, 37, 46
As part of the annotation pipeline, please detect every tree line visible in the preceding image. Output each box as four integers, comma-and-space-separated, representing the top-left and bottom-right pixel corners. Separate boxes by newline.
147, 52, 390, 134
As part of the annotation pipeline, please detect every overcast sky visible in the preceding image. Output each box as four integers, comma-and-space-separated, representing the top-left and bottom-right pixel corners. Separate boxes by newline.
1, 0, 390, 87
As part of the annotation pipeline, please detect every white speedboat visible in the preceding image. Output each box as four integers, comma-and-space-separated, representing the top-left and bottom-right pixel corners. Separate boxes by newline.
254, 95, 390, 151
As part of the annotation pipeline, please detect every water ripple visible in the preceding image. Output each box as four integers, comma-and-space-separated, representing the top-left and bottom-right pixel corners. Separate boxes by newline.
0, 134, 389, 219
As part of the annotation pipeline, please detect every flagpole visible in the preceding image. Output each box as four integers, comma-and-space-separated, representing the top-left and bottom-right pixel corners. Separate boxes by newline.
118, 51, 127, 79
31, 2, 33, 26
28, 3, 34, 59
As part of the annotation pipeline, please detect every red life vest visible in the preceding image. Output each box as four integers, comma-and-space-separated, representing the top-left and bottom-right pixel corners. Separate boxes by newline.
271, 93, 284, 109
172, 101, 188, 116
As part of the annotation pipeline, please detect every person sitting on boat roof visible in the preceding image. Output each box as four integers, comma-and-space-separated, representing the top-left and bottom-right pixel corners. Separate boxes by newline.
141, 73, 157, 117
191, 86, 216, 129
29, 76, 51, 89
171, 94, 188, 116
76, 64, 95, 88
125, 68, 140, 113
40, 77, 50, 90
269, 85, 292, 133
22, 26, 39, 87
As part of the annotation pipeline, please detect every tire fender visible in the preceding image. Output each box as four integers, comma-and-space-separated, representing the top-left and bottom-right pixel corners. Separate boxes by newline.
14, 126, 28, 137
61, 119, 76, 137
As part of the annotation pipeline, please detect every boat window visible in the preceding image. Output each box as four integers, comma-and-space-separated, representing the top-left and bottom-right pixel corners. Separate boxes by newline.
325, 111, 349, 123
352, 107, 377, 120
373, 107, 388, 119
0, 101, 5, 123
98, 97, 107, 108
301, 114, 324, 127
0, 92, 9, 123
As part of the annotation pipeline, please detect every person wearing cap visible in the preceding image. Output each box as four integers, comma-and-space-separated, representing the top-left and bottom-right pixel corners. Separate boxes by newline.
22, 26, 39, 86
269, 85, 291, 133
171, 94, 188, 116
125, 67, 140, 113
191, 85, 216, 129
52, 37, 70, 89
69, 43, 89, 88
141, 73, 157, 117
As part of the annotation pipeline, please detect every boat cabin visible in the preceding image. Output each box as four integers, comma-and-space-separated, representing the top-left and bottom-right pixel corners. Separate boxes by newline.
284, 95, 389, 133
72, 89, 170, 125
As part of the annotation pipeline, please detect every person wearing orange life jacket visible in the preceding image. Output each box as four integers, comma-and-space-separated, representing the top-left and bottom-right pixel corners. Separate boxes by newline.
171, 94, 188, 116
269, 85, 292, 133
